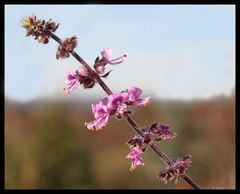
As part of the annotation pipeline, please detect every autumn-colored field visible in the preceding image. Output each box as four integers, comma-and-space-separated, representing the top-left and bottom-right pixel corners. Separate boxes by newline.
5, 94, 235, 189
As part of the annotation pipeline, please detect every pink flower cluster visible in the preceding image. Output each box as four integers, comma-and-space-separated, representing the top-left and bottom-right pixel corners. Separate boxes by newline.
85, 87, 150, 131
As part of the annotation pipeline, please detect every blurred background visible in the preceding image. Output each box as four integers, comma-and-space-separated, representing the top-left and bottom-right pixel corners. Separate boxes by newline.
5, 5, 235, 189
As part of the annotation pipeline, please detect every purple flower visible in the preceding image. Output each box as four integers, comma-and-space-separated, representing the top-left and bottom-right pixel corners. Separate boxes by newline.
107, 92, 129, 117
94, 48, 126, 75
85, 97, 110, 131
126, 146, 145, 171
64, 71, 81, 95
64, 66, 96, 93
126, 87, 151, 106
86, 87, 150, 130
101, 48, 126, 65
86, 94, 128, 130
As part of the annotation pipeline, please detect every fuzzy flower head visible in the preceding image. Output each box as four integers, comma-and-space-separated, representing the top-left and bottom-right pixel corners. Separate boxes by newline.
126, 146, 145, 172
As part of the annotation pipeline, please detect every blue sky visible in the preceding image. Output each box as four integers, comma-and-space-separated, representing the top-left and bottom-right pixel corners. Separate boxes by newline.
5, 5, 235, 102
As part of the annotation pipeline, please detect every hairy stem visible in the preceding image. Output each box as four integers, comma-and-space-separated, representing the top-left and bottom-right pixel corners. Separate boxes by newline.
49, 32, 201, 189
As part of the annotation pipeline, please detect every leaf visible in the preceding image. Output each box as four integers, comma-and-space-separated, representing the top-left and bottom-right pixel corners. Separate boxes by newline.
95, 56, 100, 64
101, 70, 112, 78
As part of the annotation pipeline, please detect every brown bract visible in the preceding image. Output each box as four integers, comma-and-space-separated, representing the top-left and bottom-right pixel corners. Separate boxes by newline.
56, 36, 77, 59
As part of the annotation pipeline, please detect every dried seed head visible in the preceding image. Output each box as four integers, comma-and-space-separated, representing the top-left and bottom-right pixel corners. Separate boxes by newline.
45, 18, 59, 32
22, 14, 59, 44
56, 36, 77, 59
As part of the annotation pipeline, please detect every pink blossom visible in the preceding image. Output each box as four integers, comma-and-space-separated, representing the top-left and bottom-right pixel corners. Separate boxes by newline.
64, 71, 81, 95
101, 48, 112, 61
101, 48, 126, 65
85, 97, 110, 131
86, 87, 150, 130
86, 94, 128, 130
126, 146, 145, 171
94, 48, 126, 75
126, 87, 151, 106
107, 92, 129, 114
108, 93, 129, 119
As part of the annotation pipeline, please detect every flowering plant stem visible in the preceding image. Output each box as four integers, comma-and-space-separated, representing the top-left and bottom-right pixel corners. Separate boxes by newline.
49, 32, 201, 189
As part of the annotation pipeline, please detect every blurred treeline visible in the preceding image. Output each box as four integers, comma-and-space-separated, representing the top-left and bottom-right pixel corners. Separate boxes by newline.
5, 93, 235, 189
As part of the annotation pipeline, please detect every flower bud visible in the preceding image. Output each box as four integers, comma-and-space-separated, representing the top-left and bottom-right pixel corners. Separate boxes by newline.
78, 65, 90, 77
94, 64, 105, 74
37, 34, 49, 44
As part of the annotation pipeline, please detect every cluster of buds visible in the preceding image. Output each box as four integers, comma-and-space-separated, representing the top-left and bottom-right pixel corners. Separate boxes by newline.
126, 123, 176, 172
21, 14, 59, 44
56, 36, 77, 59
158, 155, 192, 184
